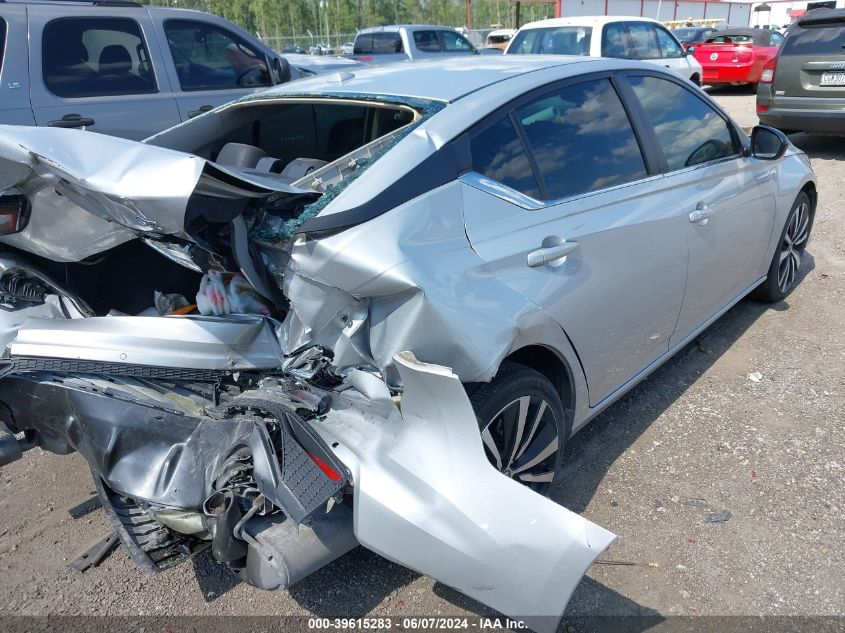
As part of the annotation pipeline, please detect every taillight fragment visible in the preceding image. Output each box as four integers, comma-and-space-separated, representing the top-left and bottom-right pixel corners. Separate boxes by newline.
761, 57, 778, 84
0, 195, 30, 236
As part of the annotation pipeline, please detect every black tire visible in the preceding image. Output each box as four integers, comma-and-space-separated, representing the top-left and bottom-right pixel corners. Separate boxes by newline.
690, 73, 701, 87
470, 362, 566, 496
752, 191, 813, 303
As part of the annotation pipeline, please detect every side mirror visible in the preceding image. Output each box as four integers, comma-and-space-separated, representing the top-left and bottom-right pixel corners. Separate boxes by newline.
751, 125, 789, 160
686, 45, 696, 54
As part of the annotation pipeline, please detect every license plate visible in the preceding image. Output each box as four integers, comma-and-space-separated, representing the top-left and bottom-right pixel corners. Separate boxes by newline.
820, 71, 845, 86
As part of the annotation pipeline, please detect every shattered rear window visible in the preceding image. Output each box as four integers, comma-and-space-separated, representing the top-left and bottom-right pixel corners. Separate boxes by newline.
242, 93, 445, 241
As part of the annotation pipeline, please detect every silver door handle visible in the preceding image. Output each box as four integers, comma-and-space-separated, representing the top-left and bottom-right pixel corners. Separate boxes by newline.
527, 241, 579, 267
689, 204, 713, 224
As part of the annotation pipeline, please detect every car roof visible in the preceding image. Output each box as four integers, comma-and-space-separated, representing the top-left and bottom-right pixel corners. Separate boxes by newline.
255, 55, 592, 102
519, 15, 661, 29
356, 25, 460, 34
797, 8, 845, 25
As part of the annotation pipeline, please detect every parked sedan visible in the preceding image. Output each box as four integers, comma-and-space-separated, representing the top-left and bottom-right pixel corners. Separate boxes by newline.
694, 28, 784, 86
0, 56, 815, 629
757, 8, 845, 135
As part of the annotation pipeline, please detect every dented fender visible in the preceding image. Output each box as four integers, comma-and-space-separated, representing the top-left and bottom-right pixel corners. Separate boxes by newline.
312, 353, 616, 632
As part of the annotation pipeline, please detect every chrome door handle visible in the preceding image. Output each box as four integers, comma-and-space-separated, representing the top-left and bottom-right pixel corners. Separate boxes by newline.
527, 241, 579, 267
689, 203, 713, 224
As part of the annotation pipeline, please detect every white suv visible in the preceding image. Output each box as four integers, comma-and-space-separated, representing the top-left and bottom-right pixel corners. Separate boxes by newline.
506, 16, 703, 85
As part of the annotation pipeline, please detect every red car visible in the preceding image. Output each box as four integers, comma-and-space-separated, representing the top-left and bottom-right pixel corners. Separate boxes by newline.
694, 28, 784, 86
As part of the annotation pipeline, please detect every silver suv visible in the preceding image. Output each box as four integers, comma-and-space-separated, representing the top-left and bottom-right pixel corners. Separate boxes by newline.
0, 0, 301, 139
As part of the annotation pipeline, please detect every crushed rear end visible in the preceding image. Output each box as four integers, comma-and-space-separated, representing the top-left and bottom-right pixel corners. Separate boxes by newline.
0, 111, 614, 630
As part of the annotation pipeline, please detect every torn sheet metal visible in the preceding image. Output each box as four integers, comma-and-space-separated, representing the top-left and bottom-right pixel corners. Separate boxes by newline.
0, 126, 310, 261
8, 314, 284, 371
310, 352, 616, 632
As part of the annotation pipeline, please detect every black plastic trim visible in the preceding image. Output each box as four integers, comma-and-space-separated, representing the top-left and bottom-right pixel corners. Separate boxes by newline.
296, 142, 461, 235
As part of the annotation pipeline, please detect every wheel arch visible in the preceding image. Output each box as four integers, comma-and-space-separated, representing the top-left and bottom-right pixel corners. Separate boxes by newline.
800, 180, 817, 215
504, 345, 575, 414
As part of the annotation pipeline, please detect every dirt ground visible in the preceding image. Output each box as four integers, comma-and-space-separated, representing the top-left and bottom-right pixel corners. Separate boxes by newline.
0, 89, 843, 629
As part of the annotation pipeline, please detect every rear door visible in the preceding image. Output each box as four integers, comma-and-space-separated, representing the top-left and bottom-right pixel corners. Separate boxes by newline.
461, 75, 689, 406
776, 15, 845, 98
0, 4, 36, 126
153, 17, 274, 122
27, 5, 181, 140
623, 72, 776, 345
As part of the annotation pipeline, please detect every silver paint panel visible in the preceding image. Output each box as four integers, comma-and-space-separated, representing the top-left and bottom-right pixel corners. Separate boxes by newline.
9, 315, 284, 370
311, 352, 615, 633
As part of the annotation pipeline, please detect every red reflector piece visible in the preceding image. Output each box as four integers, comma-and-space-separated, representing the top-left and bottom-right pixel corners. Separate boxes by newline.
0, 195, 29, 237
756, 104, 769, 113
308, 452, 343, 481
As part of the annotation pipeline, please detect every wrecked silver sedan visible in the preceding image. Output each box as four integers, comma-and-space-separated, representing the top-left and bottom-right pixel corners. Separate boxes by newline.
0, 56, 816, 628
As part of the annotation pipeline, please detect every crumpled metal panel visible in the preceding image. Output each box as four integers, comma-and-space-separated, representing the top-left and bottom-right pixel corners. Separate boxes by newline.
9, 314, 284, 371
0, 126, 309, 261
279, 181, 546, 383
310, 352, 616, 633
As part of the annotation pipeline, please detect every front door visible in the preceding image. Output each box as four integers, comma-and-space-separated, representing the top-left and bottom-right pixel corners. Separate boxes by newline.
623, 73, 776, 345
461, 76, 689, 406
153, 18, 274, 122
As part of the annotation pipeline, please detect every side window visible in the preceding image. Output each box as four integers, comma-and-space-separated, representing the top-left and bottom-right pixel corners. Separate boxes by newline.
373, 32, 403, 54
413, 31, 441, 52
655, 26, 685, 58
164, 19, 270, 91
42, 18, 157, 98
0, 19, 6, 74
441, 30, 475, 53
470, 117, 541, 199
625, 22, 661, 59
355, 32, 403, 54
602, 22, 631, 58
771, 32, 785, 46
628, 76, 738, 171
515, 78, 648, 200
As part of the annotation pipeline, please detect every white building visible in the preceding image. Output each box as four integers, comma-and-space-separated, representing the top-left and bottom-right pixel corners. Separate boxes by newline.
548, 0, 753, 28
749, 0, 845, 28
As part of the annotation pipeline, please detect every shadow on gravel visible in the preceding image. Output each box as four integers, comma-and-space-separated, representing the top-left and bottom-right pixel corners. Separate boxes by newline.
788, 134, 845, 161
192, 549, 241, 602
431, 575, 662, 624
288, 547, 418, 616
565, 576, 663, 620
703, 84, 758, 95
554, 251, 815, 516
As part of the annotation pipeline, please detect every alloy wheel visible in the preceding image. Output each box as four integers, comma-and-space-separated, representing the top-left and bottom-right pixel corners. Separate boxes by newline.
480, 394, 560, 494
778, 201, 810, 293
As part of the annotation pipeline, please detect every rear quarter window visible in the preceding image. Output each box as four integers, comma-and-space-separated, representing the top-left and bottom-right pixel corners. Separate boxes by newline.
354, 32, 403, 55
470, 117, 541, 198
782, 21, 845, 54
508, 26, 592, 55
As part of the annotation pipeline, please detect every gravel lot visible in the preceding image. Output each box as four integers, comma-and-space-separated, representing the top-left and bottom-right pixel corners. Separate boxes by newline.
0, 88, 843, 629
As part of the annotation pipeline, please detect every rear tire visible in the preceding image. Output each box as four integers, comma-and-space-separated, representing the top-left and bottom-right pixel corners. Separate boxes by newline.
752, 192, 813, 303
470, 362, 566, 497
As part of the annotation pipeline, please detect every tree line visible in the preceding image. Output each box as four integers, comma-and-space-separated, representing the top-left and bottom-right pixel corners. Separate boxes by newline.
147, 0, 555, 44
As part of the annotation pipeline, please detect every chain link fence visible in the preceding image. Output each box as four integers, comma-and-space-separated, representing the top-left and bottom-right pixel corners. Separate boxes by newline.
263, 28, 507, 54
